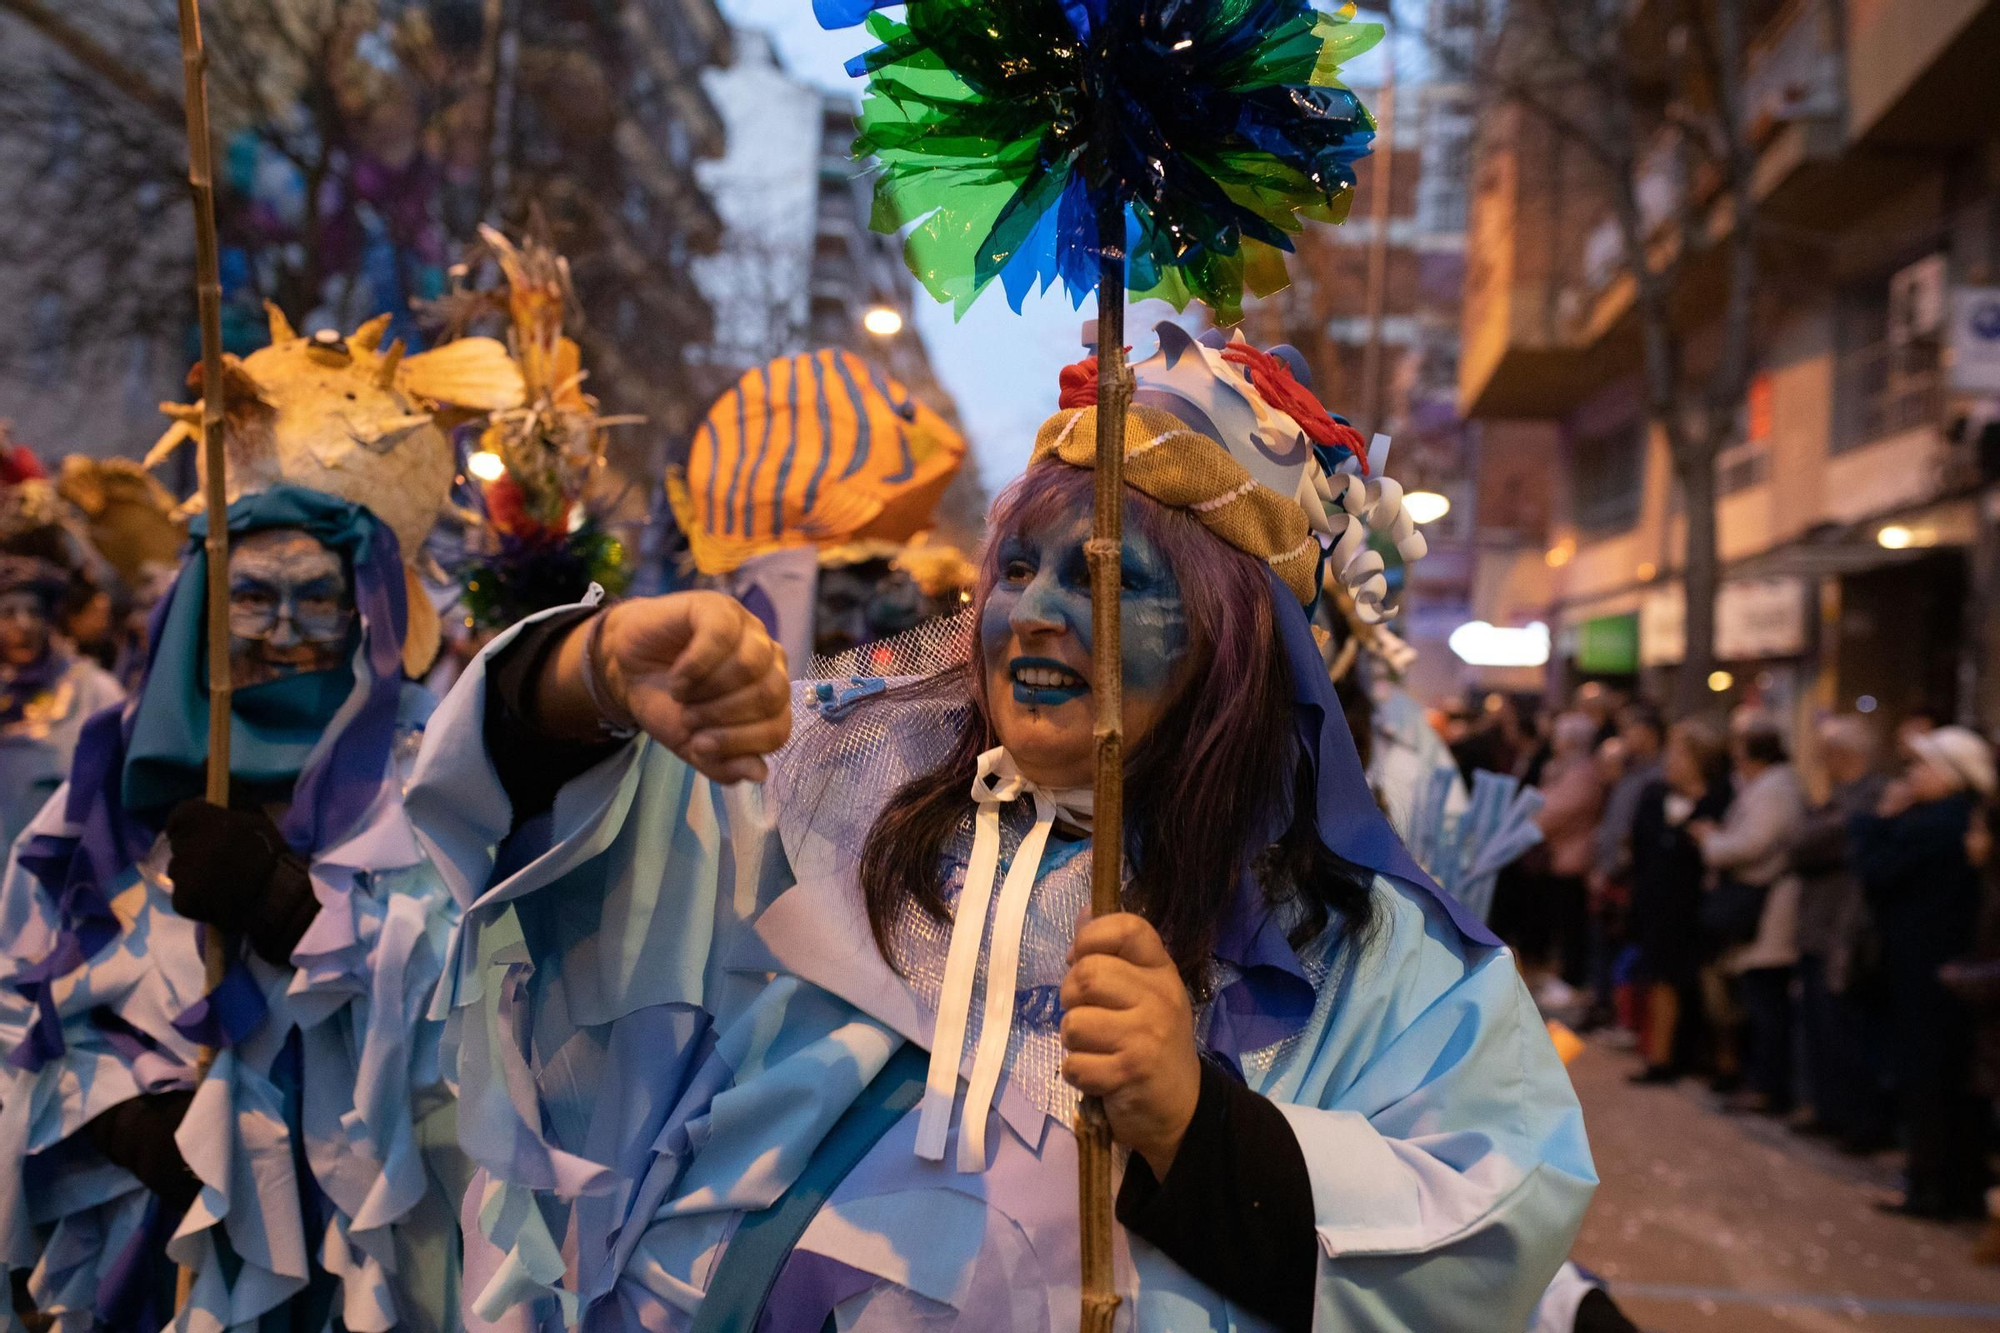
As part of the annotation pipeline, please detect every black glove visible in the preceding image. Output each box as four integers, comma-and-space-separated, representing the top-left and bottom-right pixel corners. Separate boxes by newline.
83, 1090, 201, 1218
164, 799, 319, 966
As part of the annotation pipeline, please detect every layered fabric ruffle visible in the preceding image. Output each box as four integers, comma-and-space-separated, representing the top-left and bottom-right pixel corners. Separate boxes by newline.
0, 749, 463, 1332
412, 602, 1597, 1332
0, 651, 125, 857
0, 485, 459, 1331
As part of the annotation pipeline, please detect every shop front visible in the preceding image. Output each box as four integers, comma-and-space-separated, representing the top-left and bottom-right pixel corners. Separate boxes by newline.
1639, 576, 1812, 728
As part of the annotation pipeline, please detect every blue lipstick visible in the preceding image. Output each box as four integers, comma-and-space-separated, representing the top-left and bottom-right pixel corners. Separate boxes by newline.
1008, 655, 1089, 707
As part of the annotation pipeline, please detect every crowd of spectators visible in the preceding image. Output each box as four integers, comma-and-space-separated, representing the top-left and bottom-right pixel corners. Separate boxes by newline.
1450, 687, 2000, 1241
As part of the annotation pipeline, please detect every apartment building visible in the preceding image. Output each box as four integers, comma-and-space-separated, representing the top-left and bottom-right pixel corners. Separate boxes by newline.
0, 0, 737, 493
1459, 0, 2000, 731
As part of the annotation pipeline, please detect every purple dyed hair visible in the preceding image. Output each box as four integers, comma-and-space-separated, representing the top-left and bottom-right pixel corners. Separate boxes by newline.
858, 463, 1374, 994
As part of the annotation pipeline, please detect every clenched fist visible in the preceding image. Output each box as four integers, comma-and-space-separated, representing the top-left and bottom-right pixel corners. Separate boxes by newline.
542, 593, 792, 784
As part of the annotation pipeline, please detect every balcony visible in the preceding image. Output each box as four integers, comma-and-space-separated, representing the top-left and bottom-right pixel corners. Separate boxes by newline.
1461, 1, 1849, 419
1745, 0, 1843, 141
1833, 339, 1943, 455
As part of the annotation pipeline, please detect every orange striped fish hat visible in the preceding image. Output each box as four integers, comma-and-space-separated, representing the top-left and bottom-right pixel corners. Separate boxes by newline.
668, 350, 967, 576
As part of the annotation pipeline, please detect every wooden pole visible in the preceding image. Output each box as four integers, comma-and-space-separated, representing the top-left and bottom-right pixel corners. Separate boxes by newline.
173, 0, 231, 1306
1078, 190, 1128, 1333
1357, 10, 1396, 437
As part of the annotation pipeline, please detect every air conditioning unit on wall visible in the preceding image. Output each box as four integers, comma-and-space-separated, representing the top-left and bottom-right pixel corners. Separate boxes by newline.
1889, 255, 1948, 345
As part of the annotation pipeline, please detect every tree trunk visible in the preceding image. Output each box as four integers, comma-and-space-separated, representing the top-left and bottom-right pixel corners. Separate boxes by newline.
1675, 445, 1721, 717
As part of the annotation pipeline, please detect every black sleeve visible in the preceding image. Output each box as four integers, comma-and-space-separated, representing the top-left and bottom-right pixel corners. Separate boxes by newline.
1115, 1058, 1318, 1330
483, 607, 622, 824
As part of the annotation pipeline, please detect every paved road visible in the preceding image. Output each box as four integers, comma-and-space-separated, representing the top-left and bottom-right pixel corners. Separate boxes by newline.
1569, 1037, 2000, 1331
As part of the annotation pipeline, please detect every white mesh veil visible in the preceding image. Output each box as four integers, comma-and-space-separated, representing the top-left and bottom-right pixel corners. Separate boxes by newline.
768, 610, 982, 881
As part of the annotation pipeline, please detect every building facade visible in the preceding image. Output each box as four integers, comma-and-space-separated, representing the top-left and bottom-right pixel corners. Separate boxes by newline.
0, 0, 736, 498
1459, 0, 2000, 735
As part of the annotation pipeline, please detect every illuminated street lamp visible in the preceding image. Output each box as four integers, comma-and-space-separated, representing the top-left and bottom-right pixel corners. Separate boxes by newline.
863, 305, 904, 338
1402, 490, 1450, 525
1876, 523, 1940, 551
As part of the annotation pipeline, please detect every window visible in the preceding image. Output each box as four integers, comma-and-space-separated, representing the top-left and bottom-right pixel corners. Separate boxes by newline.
28, 292, 71, 386
1717, 445, 1770, 495
1832, 259, 1946, 453
1418, 118, 1472, 235
1569, 421, 1644, 534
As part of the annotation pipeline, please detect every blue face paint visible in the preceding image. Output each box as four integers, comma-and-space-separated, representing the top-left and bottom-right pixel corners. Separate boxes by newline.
980, 501, 1189, 717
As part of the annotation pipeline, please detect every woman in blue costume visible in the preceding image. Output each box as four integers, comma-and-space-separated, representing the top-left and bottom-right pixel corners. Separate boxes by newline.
0, 487, 464, 1332
412, 328, 1595, 1331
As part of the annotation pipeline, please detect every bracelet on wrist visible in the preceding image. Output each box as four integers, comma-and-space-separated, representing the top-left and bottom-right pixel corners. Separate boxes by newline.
581, 604, 641, 740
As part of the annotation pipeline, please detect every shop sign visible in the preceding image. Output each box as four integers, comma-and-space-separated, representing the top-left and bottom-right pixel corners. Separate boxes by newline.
1576, 613, 1639, 674
1718, 578, 1808, 659
1448, 620, 1551, 668
1950, 286, 2000, 394
1639, 578, 1807, 665
1640, 588, 1685, 667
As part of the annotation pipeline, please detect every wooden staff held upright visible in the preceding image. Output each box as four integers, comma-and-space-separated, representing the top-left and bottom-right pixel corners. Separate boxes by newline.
176, 0, 232, 1021
172, 0, 231, 1304
1078, 182, 1130, 1333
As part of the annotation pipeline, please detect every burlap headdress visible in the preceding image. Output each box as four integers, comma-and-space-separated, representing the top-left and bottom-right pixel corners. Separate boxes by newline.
147, 306, 525, 675
1033, 322, 1425, 620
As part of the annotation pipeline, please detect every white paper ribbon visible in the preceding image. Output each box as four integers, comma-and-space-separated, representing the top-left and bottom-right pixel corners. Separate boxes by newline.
1317, 434, 1428, 624
913, 747, 1082, 1171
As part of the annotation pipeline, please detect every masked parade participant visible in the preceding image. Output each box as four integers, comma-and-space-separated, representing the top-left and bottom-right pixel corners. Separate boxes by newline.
0, 487, 128, 853
51, 456, 190, 690
0, 309, 522, 1331
410, 323, 1595, 1332
667, 348, 973, 672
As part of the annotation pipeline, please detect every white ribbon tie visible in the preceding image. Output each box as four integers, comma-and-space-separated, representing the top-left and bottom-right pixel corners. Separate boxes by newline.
913, 747, 1086, 1171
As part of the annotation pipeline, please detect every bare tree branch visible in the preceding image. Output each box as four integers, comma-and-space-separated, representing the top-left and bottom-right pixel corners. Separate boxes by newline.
0, 0, 182, 124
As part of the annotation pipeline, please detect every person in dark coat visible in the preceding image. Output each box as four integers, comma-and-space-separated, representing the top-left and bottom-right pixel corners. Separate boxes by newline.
1850, 725, 1994, 1220
1940, 796, 2000, 1259
1790, 715, 1892, 1151
1628, 718, 1732, 1082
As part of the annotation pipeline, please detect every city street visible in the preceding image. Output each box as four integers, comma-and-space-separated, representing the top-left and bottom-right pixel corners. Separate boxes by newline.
1572, 1040, 2000, 1332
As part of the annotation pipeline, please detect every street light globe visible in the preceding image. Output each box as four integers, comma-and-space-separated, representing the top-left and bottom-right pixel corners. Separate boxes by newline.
1402, 490, 1451, 525
1707, 670, 1735, 693
863, 305, 904, 338
466, 449, 506, 482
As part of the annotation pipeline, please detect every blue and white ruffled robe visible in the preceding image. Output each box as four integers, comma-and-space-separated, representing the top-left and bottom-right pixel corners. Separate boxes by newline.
413, 607, 1596, 1332
0, 705, 466, 1333
0, 488, 469, 1333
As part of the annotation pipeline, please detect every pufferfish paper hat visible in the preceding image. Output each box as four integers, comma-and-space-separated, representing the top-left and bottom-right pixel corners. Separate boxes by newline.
1035, 322, 1425, 621
146, 305, 525, 675
668, 349, 968, 577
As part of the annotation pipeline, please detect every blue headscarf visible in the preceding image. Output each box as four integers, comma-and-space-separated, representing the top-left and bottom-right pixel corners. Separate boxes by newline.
116, 487, 409, 848
1202, 570, 1500, 1063
10, 486, 415, 1069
